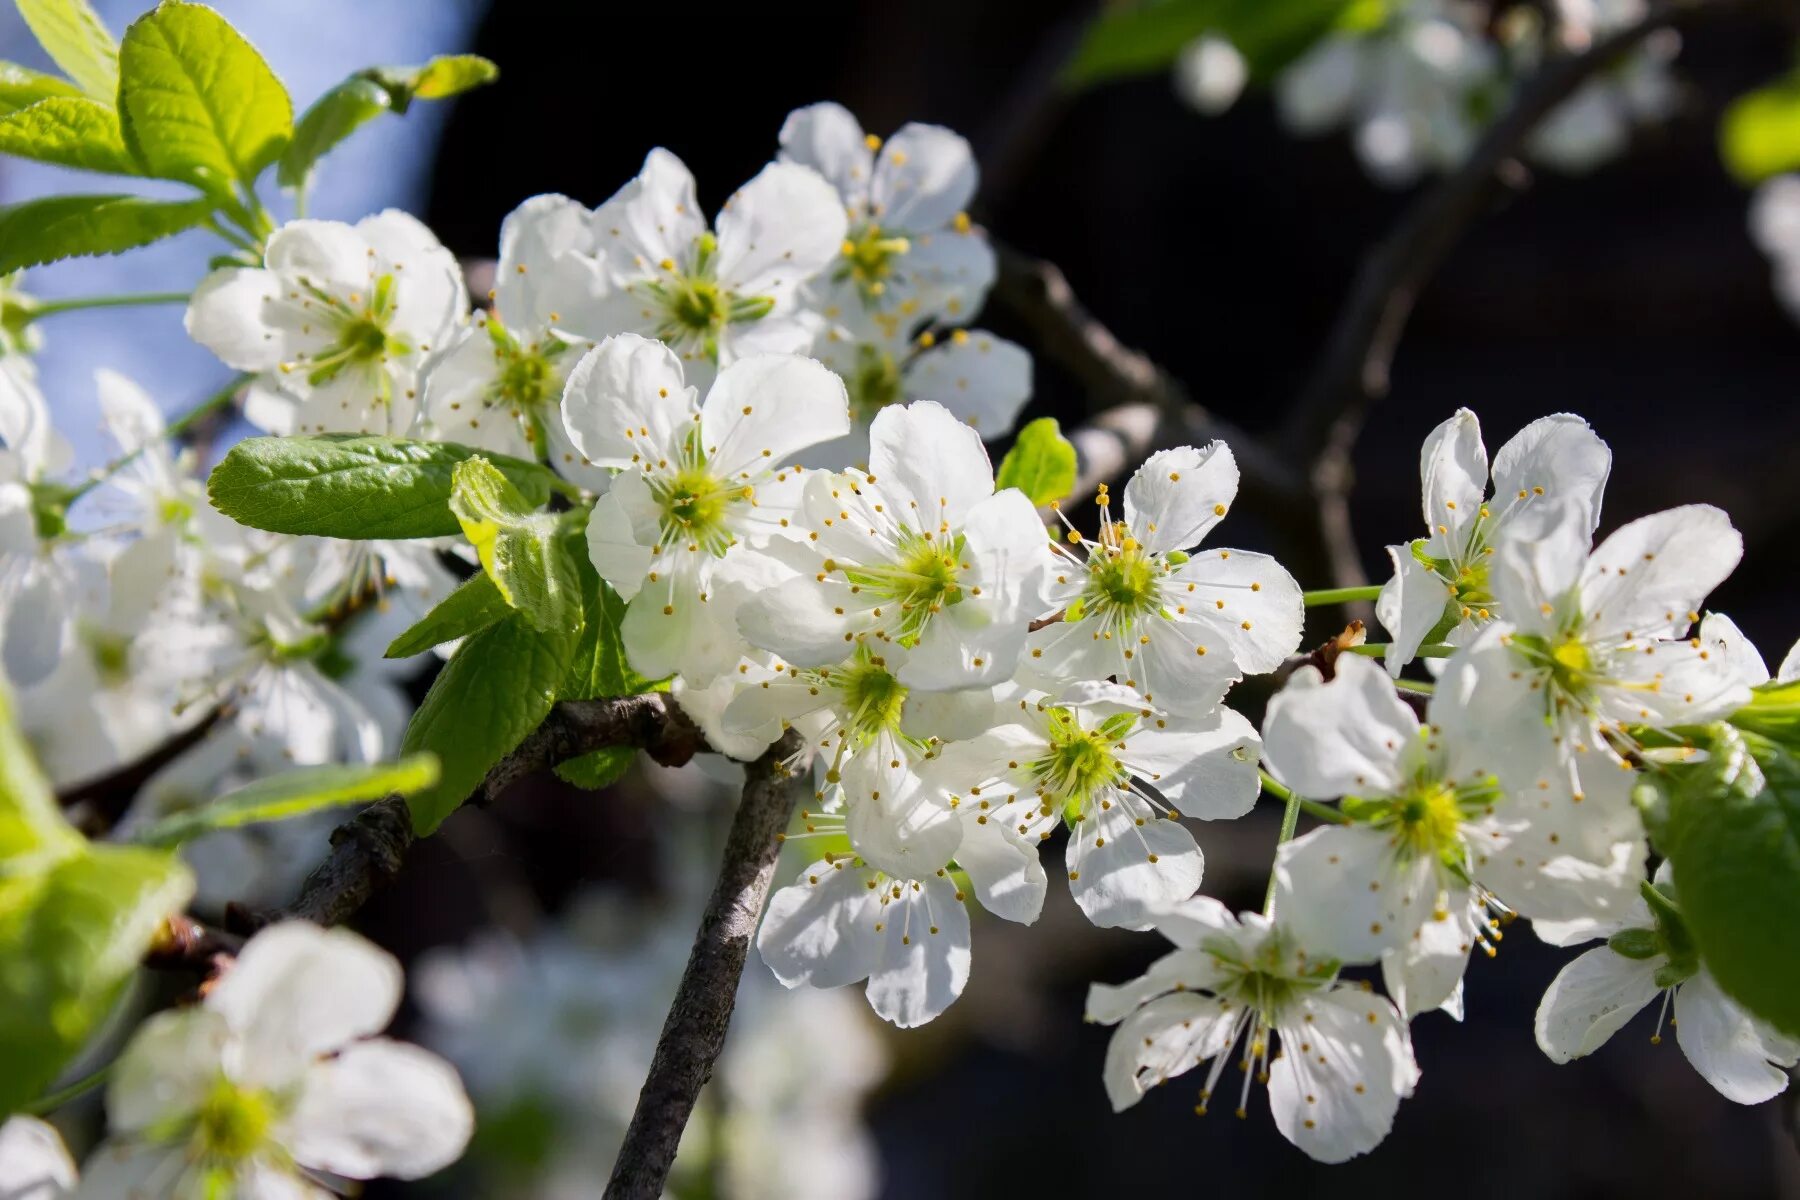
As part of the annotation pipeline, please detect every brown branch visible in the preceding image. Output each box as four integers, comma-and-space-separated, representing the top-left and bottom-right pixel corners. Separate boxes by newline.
267, 694, 704, 929
1279, 0, 1728, 595
604, 730, 810, 1200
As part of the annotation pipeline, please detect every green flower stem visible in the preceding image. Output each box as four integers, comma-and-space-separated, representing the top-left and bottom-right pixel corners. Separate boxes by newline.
1392, 677, 1436, 697
1302, 584, 1384, 607
23, 1061, 112, 1115
69, 373, 253, 503
25, 292, 191, 321
1344, 642, 1454, 659
1261, 770, 1305, 916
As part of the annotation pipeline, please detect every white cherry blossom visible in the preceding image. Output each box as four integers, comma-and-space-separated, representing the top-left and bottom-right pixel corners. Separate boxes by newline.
1535, 866, 1799, 1104
1087, 896, 1418, 1163
561, 333, 850, 684
736, 399, 1049, 691
1377, 408, 1611, 675
931, 680, 1260, 930
82, 922, 472, 1196
1025, 444, 1304, 717
0, 1116, 75, 1199
779, 102, 995, 323
554, 149, 846, 385
185, 210, 466, 435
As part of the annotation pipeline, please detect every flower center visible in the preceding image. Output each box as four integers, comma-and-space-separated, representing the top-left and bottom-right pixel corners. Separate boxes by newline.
640, 234, 775, 361
289, 273, 412, 401
648, 463, 740, 556
832, 650, 909, 740
837, 222, 912, 302
1069, 540, 1166, 634
835, 531, 964, 645
846, 343, 903, 422
1036, 708, 1131, 816
1393, 780, 1465, 859
194, 1079, 276, 1162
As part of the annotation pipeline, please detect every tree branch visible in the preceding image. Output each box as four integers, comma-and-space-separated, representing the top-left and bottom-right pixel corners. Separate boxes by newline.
1269, 0, 1720, 596
604, 730, 809, 1200
269, 694, 704, 928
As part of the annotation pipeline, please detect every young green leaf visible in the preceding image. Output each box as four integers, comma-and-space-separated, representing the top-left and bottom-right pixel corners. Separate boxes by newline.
402, 613, 574, 834
384, 571, 510, 659
450, 457, 580, 633
207, 435, 562, 541
276, 76, 389, 190
994, 416, 1077, 507
15, 0, 117, 100
1720, 75, 1800, 185
0, 192, 212, 273
131, 754, 442, 848
1066, 0, 1354, 88
562, 551, 659, 700
0, 684, 81, 862
0, 62, 84, 117
363, 54, 499, 110
117, 0, 292, 192
0, 96, 139, 174
553, 746, 636, 791
1662, 725, 1800, 1038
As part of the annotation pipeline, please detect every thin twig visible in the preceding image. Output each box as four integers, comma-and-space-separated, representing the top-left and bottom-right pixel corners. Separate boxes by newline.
604, 730, 810, 1200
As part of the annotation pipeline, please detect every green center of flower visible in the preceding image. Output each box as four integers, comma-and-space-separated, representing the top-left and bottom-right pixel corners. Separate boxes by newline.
649, 463, 740, 556
291, 273, 412, 405
1207, 928, 1336, 1023
641, 234, 774, 361
1393, 780, 1466, 859
836, 531, 965, 645
837, 222, 912, 303
846, 343, 903, 422
194, 1079, 276, 1162
89, 630, 131, 684
833, 649, 909, 740
1068, 539, 1166, 634
1035, 709, 1132, 819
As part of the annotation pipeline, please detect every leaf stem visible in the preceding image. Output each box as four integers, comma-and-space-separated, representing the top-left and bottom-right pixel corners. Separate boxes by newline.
25, 291, 190, 320
23, 1061, 112, 1115
1302, 584, 1384, 607
1261, 770, 1304, 916
1393, 677, 1436, 696
1344, 642, 1454, 659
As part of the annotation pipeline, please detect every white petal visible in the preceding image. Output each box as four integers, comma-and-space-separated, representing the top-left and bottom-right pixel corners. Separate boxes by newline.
1578, 504, 1742, 640
1262, 655, 1416, 799
1489, 412, 1611, 539
1698, 612, 1771, 688
1417, 408, 1487, 546
777, 102, 874, 207
585, 470, 657, 600
757, 860, 883, 990
4, 562, 70, 687
559, 334, 696, 469
494, 193, 599, 332
266, 218, 373, 287
1533, 944, 1663, 1062
107, 1008, 231, 1134
184, 267, 289, 371
206, 922, 402, 1086
1068, 793, 1204, 931
844, 755, 963, 879
714, 162, 847, 300
0, 1117, 76, 1198
72, 1140, 192, 1199
864, 872, 971, 1028
1381, 899, 1479, 1019
1274, 824, 1431, 964
590, 148, 708, 282
285, 1040, 473, 1180
1488, 498, 1593, 637
700, 354, 850, 479
867, 399, 994, 528
1123, 444, 1239, 555
901, 332, 1031, 440
953, 811, 1046, 924
1375, 544, 1453, 676
1120, 706, 1260, 818
1673, 972, 1799, 1105
94, 369, 166, 455
1084, 948, 1229, 1024
1779, 639, 1800, 684
1165, 548, 1305, 674
894, 226, 997, 324
1269, 988, 1415, 1163
1101, 992, 1235, 1111
1150, 893, 1241, 949
869, 123, 978, 233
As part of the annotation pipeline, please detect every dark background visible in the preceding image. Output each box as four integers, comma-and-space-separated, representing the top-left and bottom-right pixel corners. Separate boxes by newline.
399, 2, 1800, 1197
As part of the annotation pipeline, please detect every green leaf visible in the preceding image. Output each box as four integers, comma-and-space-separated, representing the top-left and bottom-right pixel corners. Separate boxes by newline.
450, 457, 579, 633
1661, 724, 1800, 1038
994, 417, 1077, 507
206, 435, 562, 541
117, 0, 292, 192
131, 754, 441, 848
1066, 0, 1355, 88
0, 61, 84, 117
275, 76, 388, 189
363, 54, 498, 111
0, 192, 212, 273
15, 0, 117, 100
402, 613, 574, 834
562, 549, 659, 701
1720, 75, 1800, 185
384, 571, 510, 659
0, 684, 81, 864
0, 96, 138, 173
0, 844, 193, 1112
553, 747, 635, 791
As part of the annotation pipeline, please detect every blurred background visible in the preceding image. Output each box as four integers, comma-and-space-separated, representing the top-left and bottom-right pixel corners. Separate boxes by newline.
7, 0, 1800, 1196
